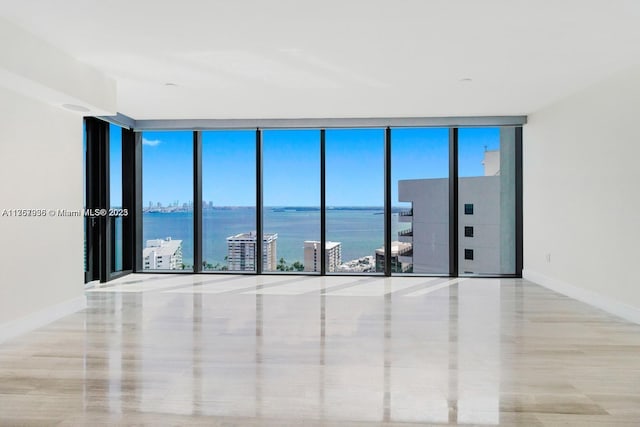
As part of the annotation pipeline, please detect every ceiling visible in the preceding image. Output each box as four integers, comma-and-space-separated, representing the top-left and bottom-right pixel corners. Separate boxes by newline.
1, 0, 639, 120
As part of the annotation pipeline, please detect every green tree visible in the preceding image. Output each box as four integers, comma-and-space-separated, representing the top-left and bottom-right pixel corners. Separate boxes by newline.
277, 257, 288, 271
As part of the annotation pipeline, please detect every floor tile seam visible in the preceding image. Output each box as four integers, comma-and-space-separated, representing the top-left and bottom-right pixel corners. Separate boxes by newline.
89, 275, 309, 295
401, 278, 469, 297
219, 275, 324, 295
314, 277, 399, 296
390, 277, 460, 297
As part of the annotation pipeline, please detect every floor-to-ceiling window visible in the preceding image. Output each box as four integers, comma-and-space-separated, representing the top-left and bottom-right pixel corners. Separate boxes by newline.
391, 128, 450, 275
142, 131, 194, 271
88, 120, 521, 280
109, 124, 124, 273
202, 130, 256, 272
325, 129, 385, 274
262, 130, 320, 273
458, 127, 517, 275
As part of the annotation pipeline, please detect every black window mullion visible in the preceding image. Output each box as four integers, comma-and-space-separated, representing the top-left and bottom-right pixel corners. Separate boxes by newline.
384, 127, 392, 277
133, 132, 143, 272
515, 126, 523, 277
100, 120, 111, 283
122, 128, 136, 272
193, 131, 203, 273
256, 128, 263, 274
320, 129, 326, 275
449, 128, 459, 277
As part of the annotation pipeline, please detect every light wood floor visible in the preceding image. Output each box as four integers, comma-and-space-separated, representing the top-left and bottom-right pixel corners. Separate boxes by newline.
1, 275, 640, 426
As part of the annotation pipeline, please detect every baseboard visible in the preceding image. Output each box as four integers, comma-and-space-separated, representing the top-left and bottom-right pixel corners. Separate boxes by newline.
0, 296, 87, 345
523, 269, 640, 325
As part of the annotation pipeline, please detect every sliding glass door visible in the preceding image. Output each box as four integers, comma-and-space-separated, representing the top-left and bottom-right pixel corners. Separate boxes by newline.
84, 118, 134, 282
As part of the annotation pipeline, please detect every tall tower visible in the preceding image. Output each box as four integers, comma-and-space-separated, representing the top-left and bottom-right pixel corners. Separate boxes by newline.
227, 231, 278, 271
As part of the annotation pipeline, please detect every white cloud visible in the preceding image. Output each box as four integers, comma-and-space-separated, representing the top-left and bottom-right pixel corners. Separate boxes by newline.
142, 138, 161, 147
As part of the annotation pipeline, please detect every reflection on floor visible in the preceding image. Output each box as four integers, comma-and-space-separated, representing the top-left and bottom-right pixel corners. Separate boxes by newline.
1, 274, 640, 426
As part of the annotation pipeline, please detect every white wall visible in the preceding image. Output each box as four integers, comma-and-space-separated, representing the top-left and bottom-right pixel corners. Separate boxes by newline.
0, 85, 84, 330
523, 66, 640, 322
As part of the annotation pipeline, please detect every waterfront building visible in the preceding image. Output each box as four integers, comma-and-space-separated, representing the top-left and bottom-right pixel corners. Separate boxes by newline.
143, 237, 183, 270
375, 241, 412, 273
303, 240, 342, 272
227, 232, 277, 271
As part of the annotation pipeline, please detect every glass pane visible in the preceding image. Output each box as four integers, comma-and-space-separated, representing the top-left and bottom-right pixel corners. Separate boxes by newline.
109, 124, 123, 272
326, 129, 384, 273
458, 127, 516, 275
262, 130, 320, 273
142, 131, 194, 271
202, 130, 256, 272
113, 216, 123, 272
391, 128, 449, 274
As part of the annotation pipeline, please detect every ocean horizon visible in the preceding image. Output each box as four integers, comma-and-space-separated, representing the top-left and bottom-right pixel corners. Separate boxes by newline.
142, 206, 409, 268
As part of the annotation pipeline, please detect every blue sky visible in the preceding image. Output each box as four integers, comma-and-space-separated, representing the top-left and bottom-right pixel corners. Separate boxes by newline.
140, 127, 500, 207
110, 124, 123, 207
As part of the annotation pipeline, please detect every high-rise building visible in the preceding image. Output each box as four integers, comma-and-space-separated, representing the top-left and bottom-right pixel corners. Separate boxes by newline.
143, 237, 183, 270
375, 241, 412, 273
303, 240, 342, 272
227, 232, 277, 271
398, 148, 506, 274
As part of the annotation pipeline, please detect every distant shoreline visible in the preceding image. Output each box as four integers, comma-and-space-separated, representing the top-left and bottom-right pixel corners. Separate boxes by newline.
143, 207, 409, 267
143, 206, 406, 213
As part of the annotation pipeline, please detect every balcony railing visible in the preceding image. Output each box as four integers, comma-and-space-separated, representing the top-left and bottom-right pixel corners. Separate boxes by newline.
398, 246, 413, 257
399, 209, 413, 217
398, 228, 413, 237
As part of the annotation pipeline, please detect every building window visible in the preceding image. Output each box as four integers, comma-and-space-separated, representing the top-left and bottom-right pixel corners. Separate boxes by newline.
464, 204, 474, 215
464, 226, 474, 237
464, 249, 474, 260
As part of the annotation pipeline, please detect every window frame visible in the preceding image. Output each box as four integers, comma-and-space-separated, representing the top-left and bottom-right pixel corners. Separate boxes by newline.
87, 117, 523, 281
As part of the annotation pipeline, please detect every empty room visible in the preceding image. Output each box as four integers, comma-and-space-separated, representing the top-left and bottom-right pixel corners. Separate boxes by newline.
1, 1, 639, 426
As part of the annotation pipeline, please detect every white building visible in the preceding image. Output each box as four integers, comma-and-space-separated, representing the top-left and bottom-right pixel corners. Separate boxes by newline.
143, 237, 183, 270
482, 149, 500, 176
303, 240, 342, 272
227, 232, 277, 271
374, 241, 412, 273
398, 146, 513, 275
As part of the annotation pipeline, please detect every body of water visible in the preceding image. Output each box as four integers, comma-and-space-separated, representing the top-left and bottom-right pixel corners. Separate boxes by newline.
142, 208, 409, 267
